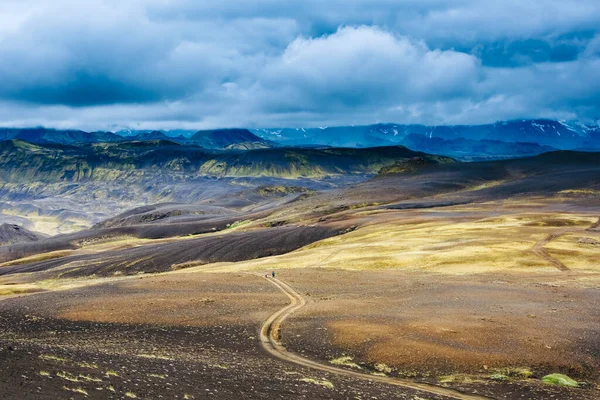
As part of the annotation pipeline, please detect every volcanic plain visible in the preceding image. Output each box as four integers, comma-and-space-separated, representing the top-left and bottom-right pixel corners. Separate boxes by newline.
1, 150, 599, 399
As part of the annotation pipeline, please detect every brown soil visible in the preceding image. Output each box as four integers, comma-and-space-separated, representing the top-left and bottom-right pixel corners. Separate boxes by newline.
0, 272, 462, 399
279, 269, 600, 399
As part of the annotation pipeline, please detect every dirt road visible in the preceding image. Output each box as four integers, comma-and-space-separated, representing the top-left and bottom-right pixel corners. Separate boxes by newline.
260, 276, 494, 400
531, 230, 570, 271
531, 218, 600, 272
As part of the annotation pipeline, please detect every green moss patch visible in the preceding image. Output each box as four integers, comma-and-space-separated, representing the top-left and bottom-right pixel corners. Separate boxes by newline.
489, 373, 510, 381
541, 373, 579, 388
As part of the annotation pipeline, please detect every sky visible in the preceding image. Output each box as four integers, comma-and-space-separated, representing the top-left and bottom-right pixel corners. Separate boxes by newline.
1, 0, 599, 130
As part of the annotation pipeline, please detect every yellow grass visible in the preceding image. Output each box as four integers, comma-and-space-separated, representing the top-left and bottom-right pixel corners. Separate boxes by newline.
78, 374, 102, 383
559, 189, 600, 196
137, 353, 174, 361
4, 202, 598, 307
62, 386, 88, 396
76, 361, 98, 369
57, 371, 80, 382
329, 356, 362, 369
188, 207, 598, 275
545, 233, 600, 272
39, 354, 69, 363
299, 377, 334, 389
0, 286, 43, 296
0, 250, 74, 267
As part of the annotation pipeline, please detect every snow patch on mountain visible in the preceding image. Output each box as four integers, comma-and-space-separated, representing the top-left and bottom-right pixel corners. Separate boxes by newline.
531, 122, 546, 132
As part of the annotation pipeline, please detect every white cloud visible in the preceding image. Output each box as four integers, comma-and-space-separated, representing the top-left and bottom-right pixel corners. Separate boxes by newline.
254, 27, 480, 112
0, 1, 599, 128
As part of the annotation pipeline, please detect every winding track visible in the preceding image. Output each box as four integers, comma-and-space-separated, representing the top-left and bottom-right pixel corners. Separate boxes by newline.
531, 218, 600, 272
260, 276, 494, 400
532, 229, 570, 271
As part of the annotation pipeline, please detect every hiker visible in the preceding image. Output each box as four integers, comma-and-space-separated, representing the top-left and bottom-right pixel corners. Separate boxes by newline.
271, 271, 275, 278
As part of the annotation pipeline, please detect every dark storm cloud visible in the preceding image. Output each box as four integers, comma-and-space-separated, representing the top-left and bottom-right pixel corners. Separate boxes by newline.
470, 37, 586, 67
0, 0, 599, 129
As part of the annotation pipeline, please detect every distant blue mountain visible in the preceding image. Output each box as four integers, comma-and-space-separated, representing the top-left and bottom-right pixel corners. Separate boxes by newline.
189, 129, 272, 149
0, 128, 123, 144
115, 129, 197, 138
0, 127, 272, 150
130, 130, 172, 141
1, 119, 598, 160
251, 119, 600, 160
400, 134, 557, 161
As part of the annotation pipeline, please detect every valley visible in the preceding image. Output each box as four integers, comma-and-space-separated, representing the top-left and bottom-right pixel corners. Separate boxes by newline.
0, 141, 599, 399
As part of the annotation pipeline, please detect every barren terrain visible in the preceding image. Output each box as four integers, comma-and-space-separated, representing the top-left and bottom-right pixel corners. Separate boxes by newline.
1, 152, 599, 399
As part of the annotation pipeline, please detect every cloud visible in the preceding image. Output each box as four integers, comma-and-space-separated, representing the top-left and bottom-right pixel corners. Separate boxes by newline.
254, 27, 480, 112
0, 1, 246, 106
0, 0, 599, 128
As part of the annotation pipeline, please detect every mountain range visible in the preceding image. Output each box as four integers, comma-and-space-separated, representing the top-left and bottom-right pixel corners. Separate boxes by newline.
252, 119, 600, 160
0, 138, 452, 233
0, 128, 124, 144
0, 127, 271, 150
0, 139, 452, 182
1, 119, 598, 160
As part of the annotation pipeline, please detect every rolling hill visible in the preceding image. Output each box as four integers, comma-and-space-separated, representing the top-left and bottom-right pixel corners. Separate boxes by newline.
0, 223, 42, 245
